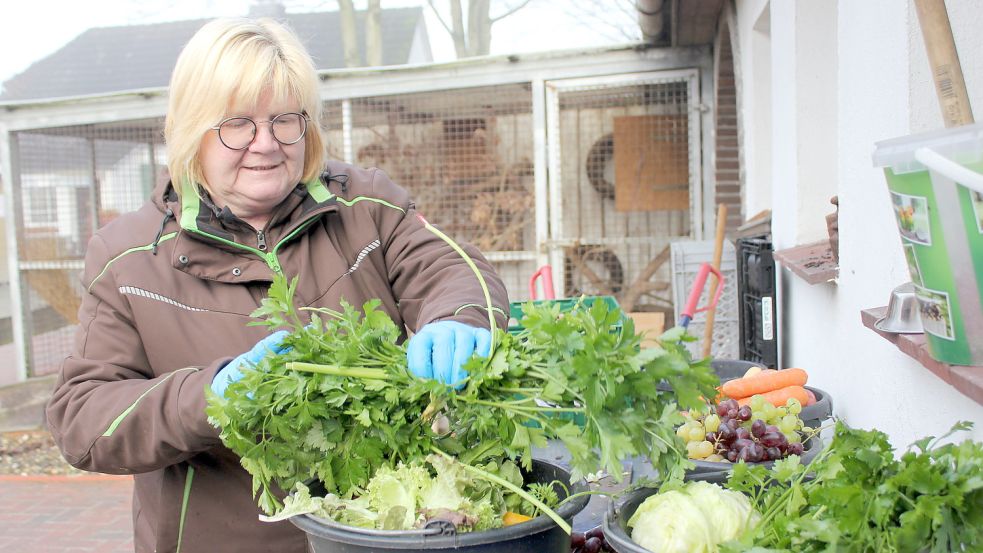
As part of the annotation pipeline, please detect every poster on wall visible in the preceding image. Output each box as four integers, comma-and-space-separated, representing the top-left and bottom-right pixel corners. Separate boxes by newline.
915, 285, 955, 340
891, 191, 932, 245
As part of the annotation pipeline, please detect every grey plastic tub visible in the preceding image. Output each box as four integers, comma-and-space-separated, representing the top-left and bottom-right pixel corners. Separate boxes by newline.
290, 459, 590, 552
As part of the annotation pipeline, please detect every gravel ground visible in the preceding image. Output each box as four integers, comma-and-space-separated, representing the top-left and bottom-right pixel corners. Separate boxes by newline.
0, 429, 85, 476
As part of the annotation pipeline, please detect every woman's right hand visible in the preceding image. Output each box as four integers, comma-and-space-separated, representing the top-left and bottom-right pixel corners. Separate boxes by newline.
211, 330, 290, 397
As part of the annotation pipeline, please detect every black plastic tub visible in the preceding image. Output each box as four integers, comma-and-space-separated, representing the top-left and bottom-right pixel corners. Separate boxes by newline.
710, 359, 833, 430
290, 459, 590, 552
603, 471, 732, 553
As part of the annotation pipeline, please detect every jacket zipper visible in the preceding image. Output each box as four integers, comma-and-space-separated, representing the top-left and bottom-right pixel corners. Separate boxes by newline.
182, 202, 334, 275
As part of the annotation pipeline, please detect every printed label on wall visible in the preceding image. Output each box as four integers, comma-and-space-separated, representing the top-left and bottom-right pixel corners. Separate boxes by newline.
761, 296, 774, 341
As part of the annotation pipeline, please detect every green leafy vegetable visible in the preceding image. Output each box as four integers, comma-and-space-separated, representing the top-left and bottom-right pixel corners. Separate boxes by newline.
206, 274, 719, 518
721, 420, 983, 552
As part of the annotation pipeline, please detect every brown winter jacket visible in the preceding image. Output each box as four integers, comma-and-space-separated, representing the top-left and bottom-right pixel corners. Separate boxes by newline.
45, 161, 510, 553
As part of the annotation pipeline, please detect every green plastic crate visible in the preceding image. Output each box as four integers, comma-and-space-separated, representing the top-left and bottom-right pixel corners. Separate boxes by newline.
507, 295, 622, 334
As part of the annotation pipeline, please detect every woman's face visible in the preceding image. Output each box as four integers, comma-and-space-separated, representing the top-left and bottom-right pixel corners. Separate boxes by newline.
199, 91, 306, 229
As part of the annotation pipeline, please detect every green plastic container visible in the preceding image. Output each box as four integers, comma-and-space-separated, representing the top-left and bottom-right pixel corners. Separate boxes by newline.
872, 123, 983, 365
507, 296, 622, 335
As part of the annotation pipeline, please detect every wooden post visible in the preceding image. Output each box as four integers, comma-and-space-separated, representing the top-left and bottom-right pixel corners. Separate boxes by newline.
702, 204, 728, 358
913, 0, 974, 126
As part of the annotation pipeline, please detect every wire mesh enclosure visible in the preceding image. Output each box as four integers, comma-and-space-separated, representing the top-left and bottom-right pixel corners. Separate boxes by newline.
323, 84, 539, 298
546, 71, 700, 318
2, 61, 711, 378
11, 120, 166, 376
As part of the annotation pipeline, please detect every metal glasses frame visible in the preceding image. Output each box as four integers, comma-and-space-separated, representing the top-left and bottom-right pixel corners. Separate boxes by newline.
209, 112, 310, 150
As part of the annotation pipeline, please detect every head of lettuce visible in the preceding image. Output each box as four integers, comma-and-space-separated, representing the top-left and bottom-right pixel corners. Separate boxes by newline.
627, 481, 760, 552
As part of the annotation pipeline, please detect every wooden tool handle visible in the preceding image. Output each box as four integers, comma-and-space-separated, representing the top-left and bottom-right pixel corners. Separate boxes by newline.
702, 204, 728, 358
913, 0, 974, 126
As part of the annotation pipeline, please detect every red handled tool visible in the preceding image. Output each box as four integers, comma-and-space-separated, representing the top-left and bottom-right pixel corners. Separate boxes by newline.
528, 265, 556, 300
678, 262, 724, 329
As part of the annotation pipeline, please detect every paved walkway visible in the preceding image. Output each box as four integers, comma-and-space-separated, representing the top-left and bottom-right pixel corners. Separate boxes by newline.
0, 474, 133, 553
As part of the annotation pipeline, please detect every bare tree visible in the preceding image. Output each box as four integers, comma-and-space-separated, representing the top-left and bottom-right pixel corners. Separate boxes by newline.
427, 0, 533, 58
337, 0, 360, 67
365, 0, 383, 66
560, 0, 643, 44
335, 0, 382, 67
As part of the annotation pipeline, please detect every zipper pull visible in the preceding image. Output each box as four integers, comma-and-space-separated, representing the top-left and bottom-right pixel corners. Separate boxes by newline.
257, 230, 268, 251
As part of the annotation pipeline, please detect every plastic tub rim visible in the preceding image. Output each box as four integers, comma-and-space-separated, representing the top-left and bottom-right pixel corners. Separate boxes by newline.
289, 458, 590, 549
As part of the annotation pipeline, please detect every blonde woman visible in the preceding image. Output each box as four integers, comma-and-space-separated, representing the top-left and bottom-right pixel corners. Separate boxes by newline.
46, 17, 507, 553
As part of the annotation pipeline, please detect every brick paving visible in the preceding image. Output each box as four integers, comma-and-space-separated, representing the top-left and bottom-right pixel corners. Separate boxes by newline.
0, 474, 133, 553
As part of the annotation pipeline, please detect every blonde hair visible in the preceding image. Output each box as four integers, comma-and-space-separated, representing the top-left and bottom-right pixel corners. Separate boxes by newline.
164, 17, 325, 197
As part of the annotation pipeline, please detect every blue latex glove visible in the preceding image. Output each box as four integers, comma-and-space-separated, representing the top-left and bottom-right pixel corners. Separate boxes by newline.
211, 330, 290, 397
407, 321, 491, 389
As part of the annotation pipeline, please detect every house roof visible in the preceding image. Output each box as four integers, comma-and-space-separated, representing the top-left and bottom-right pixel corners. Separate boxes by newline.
0, 7, 429, 102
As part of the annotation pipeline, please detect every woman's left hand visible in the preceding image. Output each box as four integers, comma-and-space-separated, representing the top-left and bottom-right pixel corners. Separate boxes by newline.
407, 321, 491, 389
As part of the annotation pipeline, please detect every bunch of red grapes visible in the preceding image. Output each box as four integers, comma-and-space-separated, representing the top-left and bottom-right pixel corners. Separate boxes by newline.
709, 398, 805, 463
570, 526, 613, 552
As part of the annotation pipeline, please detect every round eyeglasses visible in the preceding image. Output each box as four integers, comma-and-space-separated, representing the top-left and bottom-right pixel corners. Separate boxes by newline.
210, 112, 309, 150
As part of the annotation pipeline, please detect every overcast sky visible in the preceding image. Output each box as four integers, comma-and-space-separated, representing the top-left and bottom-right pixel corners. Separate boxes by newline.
0, 0, 640, 85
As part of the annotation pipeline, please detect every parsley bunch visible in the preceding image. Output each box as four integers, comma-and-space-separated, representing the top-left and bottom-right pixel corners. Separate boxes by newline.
206, 275, 718, 515
722, 421, 983, 552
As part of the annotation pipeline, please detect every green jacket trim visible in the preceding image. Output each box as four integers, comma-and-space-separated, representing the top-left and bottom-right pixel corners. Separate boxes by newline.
177, 179, 336, 274
101, 368, 199, 437
304, 176, 332, 203
88, 233, 178, 292
176, 465, 195, 553
334, 195, 406, 213
179, 179, 202, 232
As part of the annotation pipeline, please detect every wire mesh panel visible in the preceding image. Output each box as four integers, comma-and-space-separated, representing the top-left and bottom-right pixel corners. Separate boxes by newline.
330, 84, 539, 300
5, 68, 710, 378
12, 119, 164, 376
670, 240, 739, 360
546, 72, 699, 318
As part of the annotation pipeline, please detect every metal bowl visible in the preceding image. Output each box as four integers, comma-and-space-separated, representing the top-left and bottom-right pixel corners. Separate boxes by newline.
874, 282, 923, 334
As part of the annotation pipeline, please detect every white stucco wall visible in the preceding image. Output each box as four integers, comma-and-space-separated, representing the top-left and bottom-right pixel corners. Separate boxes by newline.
734, 0, 983, 446
734, 0, 772, 218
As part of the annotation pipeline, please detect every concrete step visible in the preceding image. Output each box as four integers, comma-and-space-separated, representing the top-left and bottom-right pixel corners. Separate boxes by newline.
0, 375, 56, 432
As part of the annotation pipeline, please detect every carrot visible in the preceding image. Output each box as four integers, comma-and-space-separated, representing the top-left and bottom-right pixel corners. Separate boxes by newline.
721, 368, 808, 399
503, 511, 533, 526
736, 385, 810, 408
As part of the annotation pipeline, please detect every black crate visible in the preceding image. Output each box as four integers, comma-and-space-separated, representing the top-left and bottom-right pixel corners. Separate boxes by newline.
737, 237, 778, 367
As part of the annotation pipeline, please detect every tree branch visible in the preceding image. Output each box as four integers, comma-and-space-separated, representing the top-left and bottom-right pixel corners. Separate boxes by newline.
426, 0, 456, 36
489, 0, 533, 23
